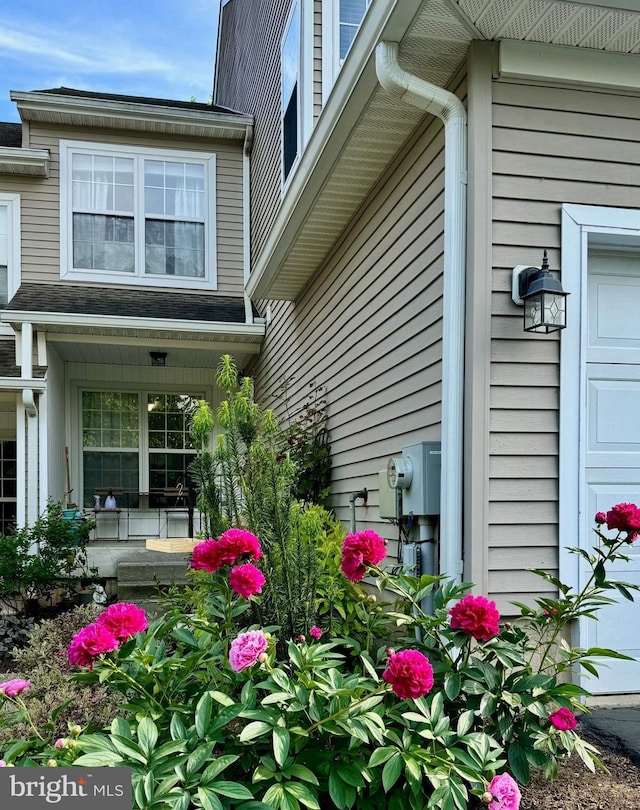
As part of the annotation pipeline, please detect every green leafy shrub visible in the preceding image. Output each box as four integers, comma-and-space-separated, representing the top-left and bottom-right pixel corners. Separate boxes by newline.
0, 605, 119, 744
0, 502, 95, 614
3, 506, 637, 809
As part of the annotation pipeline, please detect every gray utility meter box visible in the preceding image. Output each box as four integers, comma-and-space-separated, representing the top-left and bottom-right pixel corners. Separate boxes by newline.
401, 442, 441, 516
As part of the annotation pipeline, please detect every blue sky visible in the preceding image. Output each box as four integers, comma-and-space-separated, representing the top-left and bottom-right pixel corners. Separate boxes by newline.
0, 0, 221, 123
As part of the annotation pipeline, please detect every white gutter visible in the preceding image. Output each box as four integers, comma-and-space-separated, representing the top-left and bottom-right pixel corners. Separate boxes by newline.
0, 147, 50, 177
376, 41, 466, 583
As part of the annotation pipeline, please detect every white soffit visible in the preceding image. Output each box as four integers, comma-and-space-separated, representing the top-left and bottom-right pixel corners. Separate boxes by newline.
455, 0, 640, 52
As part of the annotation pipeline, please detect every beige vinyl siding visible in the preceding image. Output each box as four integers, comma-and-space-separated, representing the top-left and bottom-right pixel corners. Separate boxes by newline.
4, 124, 245, 295
313, 0, 323, 122
489, 80, 640, 610
252, 110, 448, 553
216, 0, 291, 266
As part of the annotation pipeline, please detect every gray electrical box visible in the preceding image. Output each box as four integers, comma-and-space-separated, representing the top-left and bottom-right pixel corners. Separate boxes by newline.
401, 442, 441, 516
378, 469, 399, 520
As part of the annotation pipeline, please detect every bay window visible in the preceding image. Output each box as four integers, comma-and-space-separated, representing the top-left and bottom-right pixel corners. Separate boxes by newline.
61, 141, 215, 289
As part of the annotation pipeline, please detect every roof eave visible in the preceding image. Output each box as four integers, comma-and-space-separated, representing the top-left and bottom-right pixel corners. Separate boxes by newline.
1, 309, 266, 341
0, 146, 50, 176
10, 91, 253, 140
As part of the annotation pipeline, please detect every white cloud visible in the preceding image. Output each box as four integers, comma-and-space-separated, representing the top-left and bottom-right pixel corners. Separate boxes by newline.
0, 17, 206, 80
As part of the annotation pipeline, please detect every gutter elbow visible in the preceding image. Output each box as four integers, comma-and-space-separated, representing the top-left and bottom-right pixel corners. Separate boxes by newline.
375, 41, 465, 125
22, 388, 37, 418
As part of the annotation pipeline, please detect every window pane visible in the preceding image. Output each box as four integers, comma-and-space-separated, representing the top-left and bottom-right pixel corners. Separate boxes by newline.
144, 221, 204, 277
82, 392, 139, 448
0, 266, 8, 309
339, 25, 359, 59
72, 154, 134, 213
82, 451, 139, 508
281, 3, 299, 110
283, 86, 298, 179
148, 452, 196, 506
71, 153, 92, 181
73, 214, 135, 273
340, 0, 366, 25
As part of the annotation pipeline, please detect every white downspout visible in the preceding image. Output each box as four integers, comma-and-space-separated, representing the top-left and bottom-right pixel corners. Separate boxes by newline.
376, 41, 466, 583
243, 125, 254, 324
21, 322, 39, 528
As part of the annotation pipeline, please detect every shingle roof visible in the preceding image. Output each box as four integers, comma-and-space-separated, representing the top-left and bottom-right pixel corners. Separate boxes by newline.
0, 339, 45, 377
34, 87, 242, 116
6, 284, 248, 324
0, 123, 22, 147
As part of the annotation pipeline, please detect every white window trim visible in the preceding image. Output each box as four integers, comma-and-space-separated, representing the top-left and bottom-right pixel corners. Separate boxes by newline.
0, 193, 20, 336
60, 140, 217, 290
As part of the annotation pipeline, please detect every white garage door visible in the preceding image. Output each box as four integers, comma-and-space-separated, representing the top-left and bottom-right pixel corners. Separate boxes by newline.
584, 255, 640, 693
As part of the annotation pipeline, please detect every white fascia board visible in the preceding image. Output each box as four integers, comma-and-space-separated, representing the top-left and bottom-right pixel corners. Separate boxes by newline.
1, 310, 265, 339
246, 0, 423, 300
499, 39, 640, 93
0, 146, 50, 176
10, 92, 253, 139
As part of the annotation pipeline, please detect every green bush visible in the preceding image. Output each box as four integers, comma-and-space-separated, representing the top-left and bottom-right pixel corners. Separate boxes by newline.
0, 502, 95, 614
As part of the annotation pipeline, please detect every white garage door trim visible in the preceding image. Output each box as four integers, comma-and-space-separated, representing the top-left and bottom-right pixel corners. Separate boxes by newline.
561, 203, 640, 692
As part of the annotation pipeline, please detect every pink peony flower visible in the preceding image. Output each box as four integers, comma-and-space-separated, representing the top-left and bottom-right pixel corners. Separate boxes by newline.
309, 625, 323, 640
595, 511, 606, 525
604, 503, 640, 541
0, 678, 30, 697
68, 623, 120, 669
449, 594, 500, 642
488, 773, 521, 810
54, 738, 66, 749
97, 602, 147, 640
341, 530, 386, 581
0, 761, 5, 767
382, 649, 434, 700
190, 538, 225, 573
218, 528, 263, 564
548, 707, 578, 731
229, 563, 266, 598
191, 529, 263, 573
229, 630, 269, 672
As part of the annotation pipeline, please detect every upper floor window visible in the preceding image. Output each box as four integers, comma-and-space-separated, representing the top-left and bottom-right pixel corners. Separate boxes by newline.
0, 194, 20, 310
60, 141, 216, 289
281, 1, 300, 184
339, 0, 371, 61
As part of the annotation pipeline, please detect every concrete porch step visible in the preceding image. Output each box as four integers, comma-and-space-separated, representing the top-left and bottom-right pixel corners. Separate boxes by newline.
116, 552, 192, 605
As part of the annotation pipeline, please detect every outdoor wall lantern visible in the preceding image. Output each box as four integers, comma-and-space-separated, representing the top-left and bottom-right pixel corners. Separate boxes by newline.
150, 351, 167, 366
512, 250, 568, 333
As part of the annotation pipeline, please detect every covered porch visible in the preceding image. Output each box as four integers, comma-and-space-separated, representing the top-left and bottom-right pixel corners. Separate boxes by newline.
0, 283, 265, 564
